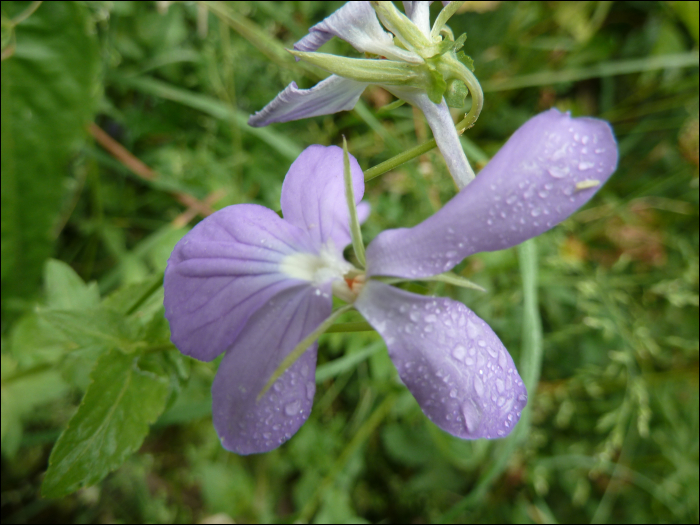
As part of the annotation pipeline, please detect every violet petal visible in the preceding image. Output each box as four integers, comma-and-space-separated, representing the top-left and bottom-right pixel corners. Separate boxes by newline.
399, 90, 473, 188
366, 109, 618, 278
294, 1, 420, 63
402, 2, 431, 37
248, 76, 368, 127
213, 284, 331, 455
281, 145, 365, 251
164, 204, 316, 362
355, 281, 527, 439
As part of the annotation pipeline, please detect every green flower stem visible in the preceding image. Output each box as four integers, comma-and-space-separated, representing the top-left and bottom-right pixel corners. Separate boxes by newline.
343, 137, 366, 267
364, 59, 483, 183
430, 1, 465, 42
325, 321, 375, 333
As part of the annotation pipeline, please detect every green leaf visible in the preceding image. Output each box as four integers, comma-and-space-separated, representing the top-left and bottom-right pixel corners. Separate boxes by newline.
38, 309, 137, 353
42, 349, 169, 498
457, 51, 475, 72
425, 63, 447, 104
444, 78, 468, 108
1, 354, 69, 457
44, 259, 100, 310
1, 2, 100, 305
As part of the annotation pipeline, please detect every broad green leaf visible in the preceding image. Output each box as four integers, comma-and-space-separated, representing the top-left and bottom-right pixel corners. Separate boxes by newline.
1, 2, 100, 304
1, 353, 68, 457
44, 259, 100, 310
42, 349, 169, 498
38, 309, 137, 353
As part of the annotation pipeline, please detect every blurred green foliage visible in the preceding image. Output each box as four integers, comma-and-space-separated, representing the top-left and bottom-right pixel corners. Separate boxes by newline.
1, 1, 698, 523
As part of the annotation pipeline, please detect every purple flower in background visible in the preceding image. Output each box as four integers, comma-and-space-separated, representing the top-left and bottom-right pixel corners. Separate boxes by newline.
164, 109, 618, 454
248, 1, 484, 189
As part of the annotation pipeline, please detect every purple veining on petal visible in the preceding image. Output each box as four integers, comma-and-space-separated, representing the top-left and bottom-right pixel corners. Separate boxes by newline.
281, 145, 365, 251
213, 284, 331, 455
366, 108, 619, 278
355, 281, 527, 439
164, 204, 316, 362
248, 76, 368, 127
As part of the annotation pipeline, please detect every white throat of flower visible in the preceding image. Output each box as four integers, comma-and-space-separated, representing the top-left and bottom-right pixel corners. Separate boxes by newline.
280, 243, 365, 302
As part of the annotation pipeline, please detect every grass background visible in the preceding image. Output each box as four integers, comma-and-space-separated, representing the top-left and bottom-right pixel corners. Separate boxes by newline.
1, 1, 698, 523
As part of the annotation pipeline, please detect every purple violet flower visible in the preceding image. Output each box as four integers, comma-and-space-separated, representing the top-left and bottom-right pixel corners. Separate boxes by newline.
248, 1, 484, 189
164, 109, 618, 454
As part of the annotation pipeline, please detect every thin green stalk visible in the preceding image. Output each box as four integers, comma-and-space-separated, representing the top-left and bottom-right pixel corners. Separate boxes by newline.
258, 305, 354, 400
343, 137, 366, 267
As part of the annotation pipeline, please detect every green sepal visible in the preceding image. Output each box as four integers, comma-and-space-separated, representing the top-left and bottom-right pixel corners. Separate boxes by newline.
453, 33, 467, 52
425, 63, 447, 104
444, 78, 469, 107
290, 50, 420, 85
457, 51, 475, 72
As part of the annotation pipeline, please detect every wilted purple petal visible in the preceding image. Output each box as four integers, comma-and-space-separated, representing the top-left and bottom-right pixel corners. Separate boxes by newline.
402, 2, 431, 37
248, 76, 368, 127
213, 284, 331, 455
281, 145, 365, 251
294, 1, 421, 63
164, 204, 316, 362
355, 281, 527, 439
366, 109, 618, 278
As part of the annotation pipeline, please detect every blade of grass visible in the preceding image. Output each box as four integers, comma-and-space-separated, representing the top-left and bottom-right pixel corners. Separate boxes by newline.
115, 75, 302, 160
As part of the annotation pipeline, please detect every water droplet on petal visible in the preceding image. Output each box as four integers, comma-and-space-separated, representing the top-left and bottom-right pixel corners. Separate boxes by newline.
452, 345, 466, 361
462, 401, 482, 434
531, 207, 542, 217
548, 165, 570, 178
449, 389, 458, 398
285, 400, 301, 416
496, 378, 505, 393
578, 161, 594, 170
474, 375, 485, 397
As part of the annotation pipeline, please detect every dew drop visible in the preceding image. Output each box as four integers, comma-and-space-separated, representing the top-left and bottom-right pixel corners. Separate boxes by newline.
506, 195, 518, 205
548, 165, 570, 179
497, 396, 506, 407
465, 357, 475, 366
578, 161, 594, 170
462, 401, 482, 434
496, 378, 505, 393
474, 375, 485, 397
449, 389, 458, 398
477, 339, 486, 347
531, 207, 542, 217
487, 346, 498, 358
498, 350, 507, 371
582, 135, 589, 144
284, 400, 301, 416
452, 345, 466, 361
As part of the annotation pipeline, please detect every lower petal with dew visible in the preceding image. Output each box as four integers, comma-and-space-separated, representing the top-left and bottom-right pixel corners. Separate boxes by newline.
355, 281, 527, 439
212, 284, 331, 455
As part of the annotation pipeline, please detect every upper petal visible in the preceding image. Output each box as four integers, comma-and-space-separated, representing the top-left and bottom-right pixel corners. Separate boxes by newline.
402, 2, 432, 37
281, 145, 365, 251
294, 1, 422, 64
213, 284, 331, 455
164, 204, 317, 362
248, 76, 368, 127
397, 90, 474, 188
355, 281, 527, 439
366, 109, 618, 278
